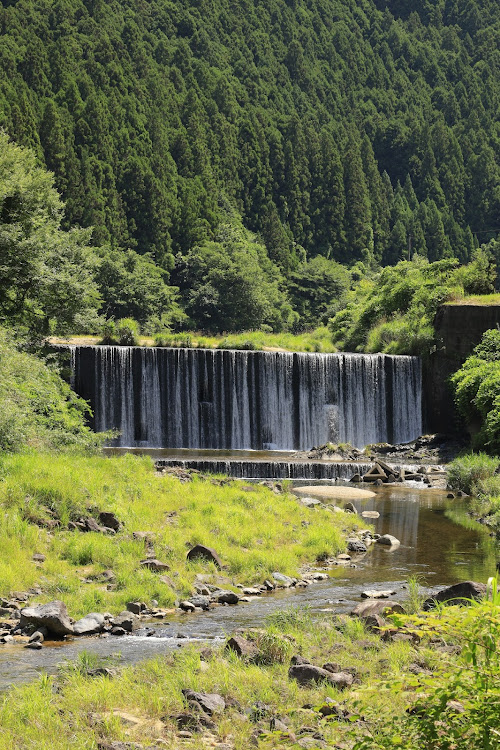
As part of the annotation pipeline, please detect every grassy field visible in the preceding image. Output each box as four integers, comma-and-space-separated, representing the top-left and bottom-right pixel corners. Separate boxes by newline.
0, 452, 360, 618
0, 594, 498, 750
50, 326, 337, 353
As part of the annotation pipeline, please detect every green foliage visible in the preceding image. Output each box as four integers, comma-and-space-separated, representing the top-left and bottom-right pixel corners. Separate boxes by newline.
95, 247, 186, 330
287, 256, 351, 330
448, 453, 500, 495
173, 219, 296, 333
0, 327, 103, 452
354, 586, 500, 750
329, 253, 493, 354
0, 132, 100, 336
452, 330, 500, 451
116, 318, 140, 346
0, 0, 497, 283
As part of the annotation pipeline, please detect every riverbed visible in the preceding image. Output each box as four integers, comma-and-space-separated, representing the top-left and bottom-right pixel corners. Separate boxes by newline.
0, 484, 496, 690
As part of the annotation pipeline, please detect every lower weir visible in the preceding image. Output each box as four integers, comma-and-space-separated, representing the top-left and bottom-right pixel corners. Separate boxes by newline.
70, 346, 422, 450
156, 459, 375, 480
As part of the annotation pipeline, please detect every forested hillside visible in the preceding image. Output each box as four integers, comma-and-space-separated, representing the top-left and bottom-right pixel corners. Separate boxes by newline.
0, 0, 499, 281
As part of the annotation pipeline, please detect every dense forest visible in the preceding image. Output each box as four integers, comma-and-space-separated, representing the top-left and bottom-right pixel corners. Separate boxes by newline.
1, 0, 499, 333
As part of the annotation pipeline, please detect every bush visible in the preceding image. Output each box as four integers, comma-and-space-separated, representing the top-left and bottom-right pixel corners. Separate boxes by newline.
448, 453, 499, 495
329, 253, 495, 355
0, 327, 103, 452
452, 330, 500, 451
116, 318, 140, 346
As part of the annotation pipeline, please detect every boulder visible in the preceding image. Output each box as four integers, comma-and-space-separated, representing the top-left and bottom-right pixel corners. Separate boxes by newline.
99, 512, 121, 532
347, 539, 367, 554
182, 689, 225, 715
423, 581, 487, 610
126, 601, 146, 615
139, 558, 170, 572
32, 553, 46, 563
179, 601, 196, 612
186, 545, 222, 569
288, 663, 353, 689
361, 510, 380, 519
20, 600, 73, 636
299, 496, 322, 508
376, 534, 400, 547
272, 572, 296, 587
73, 612, 105, 635
351, 600, 404, 618
111, 612, 139, 632
187, 595, 210, 610
212, 589, 239, 605
225, 635, 260, 660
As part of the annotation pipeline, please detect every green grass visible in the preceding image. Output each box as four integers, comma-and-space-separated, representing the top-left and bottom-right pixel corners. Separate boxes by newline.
1, 599, 494, 750
445, 294, 500, 306
0, 612, 418, 750
51, 326, 337, 353
0, 451, 360, 617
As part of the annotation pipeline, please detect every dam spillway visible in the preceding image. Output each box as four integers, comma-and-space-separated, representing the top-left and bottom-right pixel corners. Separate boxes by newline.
69, 346, 422, 450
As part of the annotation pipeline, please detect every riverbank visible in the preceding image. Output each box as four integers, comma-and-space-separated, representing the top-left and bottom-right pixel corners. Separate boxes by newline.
0, 452, 362, 622
0, 586, 498, 750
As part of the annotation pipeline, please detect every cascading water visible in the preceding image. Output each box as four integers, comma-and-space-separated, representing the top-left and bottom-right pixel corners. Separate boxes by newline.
70, 346, 422, 450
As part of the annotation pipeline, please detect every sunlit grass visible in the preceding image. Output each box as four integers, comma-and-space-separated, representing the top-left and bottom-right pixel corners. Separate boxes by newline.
50, 326, 336, 353
0, 451, 360, 617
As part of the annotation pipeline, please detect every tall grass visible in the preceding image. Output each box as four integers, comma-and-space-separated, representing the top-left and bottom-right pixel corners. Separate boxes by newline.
0, 452, 360, 617
448, 453, 499, 495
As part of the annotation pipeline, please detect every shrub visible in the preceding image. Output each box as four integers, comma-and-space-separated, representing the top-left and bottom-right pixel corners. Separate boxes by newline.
448, 453, 499, 495
116, 318, 140, 346
452, 330, 500, 451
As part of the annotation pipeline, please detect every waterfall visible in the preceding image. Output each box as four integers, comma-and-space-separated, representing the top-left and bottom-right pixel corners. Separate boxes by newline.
70, 346, 422, 449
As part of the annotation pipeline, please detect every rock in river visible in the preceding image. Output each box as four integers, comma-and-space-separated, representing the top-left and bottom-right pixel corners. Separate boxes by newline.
20, 600, 73, 636
73, 612, 106, 635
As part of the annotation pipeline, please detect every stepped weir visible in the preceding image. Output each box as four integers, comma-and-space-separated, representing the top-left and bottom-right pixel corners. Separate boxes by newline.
69, 346, 422, 450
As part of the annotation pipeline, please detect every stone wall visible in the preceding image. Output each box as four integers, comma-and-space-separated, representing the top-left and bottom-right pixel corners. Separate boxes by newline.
425, 304, 500, 433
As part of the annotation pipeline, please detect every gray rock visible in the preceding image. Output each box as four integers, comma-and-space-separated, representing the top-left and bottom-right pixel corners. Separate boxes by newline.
288, 663, 353, 689
344, 502, 358, 514
300, 497, 322, 508
182, 689, 225, 716
126, 602, 146, 615
242, 587, 262, 596
20, 600, 73, 636
73, 612, 105, 635
188, 595, 210, 610
111, 612, 139, 632
423, 581, 487, 610
179, 601, 196, 612
361, 510, 380, 519
186, 545, 222, 569
212, 589, 239, 605
351, 600, 404, 618
110, 626, 127, 636
376, 534, 400, 547
29, 629, 46, 643
139, 558, 170, 571
32, 553, 46, 563
347, 539, 367, 553
272, 572, 296, 587
24, 641, 43, 650
225, 635, 260, 660
99, 512, 121, 532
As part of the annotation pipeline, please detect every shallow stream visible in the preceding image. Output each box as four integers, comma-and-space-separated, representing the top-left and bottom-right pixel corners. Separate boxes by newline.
0, 484, 496, 690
